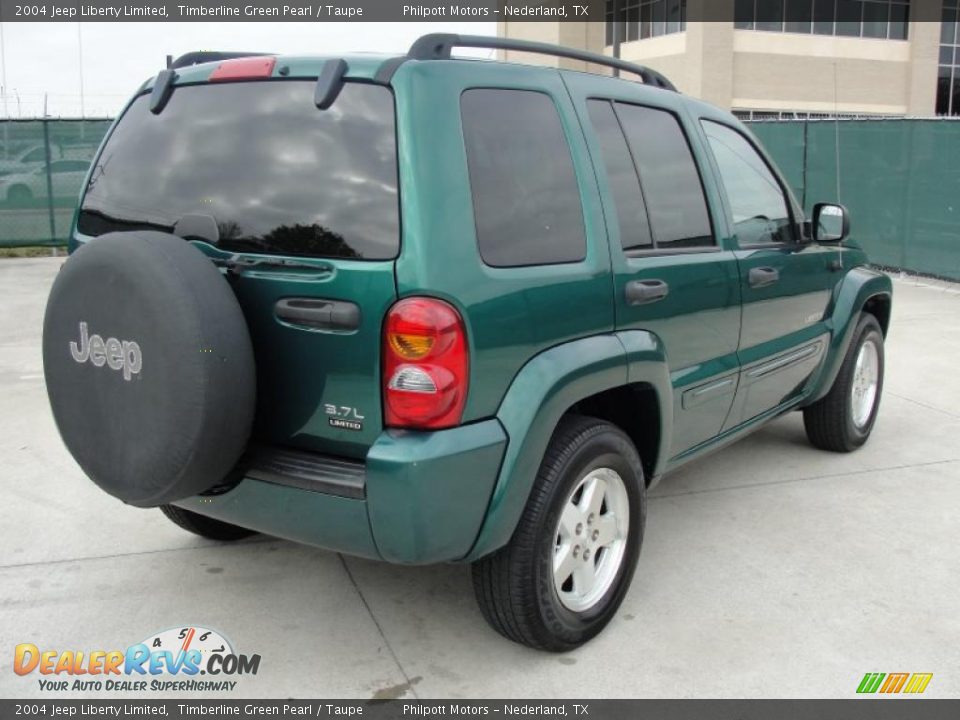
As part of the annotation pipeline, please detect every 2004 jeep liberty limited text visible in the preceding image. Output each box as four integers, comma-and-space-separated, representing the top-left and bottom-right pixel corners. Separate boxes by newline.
42, 35, 892, 651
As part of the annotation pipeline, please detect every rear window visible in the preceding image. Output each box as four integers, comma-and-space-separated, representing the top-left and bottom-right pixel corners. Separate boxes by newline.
79, 81, 399, 260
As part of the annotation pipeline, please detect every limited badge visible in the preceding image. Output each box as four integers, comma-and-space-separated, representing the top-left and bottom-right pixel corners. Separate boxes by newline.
325, 404, 364, 431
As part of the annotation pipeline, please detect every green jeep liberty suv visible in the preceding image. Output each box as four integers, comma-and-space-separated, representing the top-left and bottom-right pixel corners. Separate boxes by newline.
42, 34, 891, 651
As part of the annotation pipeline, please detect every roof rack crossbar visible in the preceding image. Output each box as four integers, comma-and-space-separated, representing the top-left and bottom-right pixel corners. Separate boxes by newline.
170, 51, 273, 70
407, 34, 677, 92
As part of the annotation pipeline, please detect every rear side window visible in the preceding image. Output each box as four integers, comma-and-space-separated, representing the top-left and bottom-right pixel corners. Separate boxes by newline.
615, 103, 714, 250
461, 89, 586, 267
587, 100, 653, 251
79, 81, 398, 260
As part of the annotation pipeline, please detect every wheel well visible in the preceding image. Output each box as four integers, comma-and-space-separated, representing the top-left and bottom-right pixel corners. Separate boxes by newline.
567, 383, 661, 485
863, 294, 891, 337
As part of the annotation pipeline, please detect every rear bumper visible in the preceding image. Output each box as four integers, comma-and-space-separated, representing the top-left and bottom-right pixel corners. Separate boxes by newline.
174, 419, 507, 564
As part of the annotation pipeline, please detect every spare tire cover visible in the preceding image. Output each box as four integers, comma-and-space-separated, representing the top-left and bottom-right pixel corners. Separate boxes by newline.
42, 231, 256, 507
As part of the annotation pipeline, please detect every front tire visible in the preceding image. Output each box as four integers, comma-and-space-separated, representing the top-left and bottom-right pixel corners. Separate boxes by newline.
159, 505, 256, 541
472, 415, 645, 651
803, 313, 885, 452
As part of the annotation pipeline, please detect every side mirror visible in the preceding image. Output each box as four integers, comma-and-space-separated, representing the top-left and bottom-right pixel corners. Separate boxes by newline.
812, 202, 850, 244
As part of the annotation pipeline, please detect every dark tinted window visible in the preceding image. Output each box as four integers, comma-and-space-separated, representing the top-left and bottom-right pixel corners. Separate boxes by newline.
461, 89, 586, 267
615, 103, 713, 249
586, 100, 653, 251
79, 81, 398, 260
702, 120, 794, 245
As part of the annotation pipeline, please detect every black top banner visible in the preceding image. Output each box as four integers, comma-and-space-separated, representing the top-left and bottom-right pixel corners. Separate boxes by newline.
0, 0, 949, 22
1, 0, 605, 22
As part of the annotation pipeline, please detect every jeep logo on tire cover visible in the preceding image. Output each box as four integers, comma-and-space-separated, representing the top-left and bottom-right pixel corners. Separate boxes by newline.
69, 321, 142, 381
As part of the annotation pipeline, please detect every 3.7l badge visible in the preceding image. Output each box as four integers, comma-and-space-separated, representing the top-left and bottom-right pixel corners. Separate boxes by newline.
325, 404, 364, 431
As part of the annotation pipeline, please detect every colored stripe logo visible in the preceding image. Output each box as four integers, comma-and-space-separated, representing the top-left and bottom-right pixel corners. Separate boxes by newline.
857, 672, 933, 694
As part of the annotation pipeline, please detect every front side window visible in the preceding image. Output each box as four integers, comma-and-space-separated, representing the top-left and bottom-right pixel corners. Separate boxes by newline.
461, 89, 586, 267
702, 120, 794, 245
79, 81, 399, 260
616, 103, 714, 249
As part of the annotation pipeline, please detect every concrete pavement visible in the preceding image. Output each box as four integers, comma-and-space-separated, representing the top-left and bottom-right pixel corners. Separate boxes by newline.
1, 259, 957, 699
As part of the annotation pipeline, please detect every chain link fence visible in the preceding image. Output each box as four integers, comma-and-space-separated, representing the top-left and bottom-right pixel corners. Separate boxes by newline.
0, 119, 111, 248
750, 118, 960, 281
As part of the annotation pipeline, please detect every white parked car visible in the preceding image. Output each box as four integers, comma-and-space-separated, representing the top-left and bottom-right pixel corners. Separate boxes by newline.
0, 159, 90, 202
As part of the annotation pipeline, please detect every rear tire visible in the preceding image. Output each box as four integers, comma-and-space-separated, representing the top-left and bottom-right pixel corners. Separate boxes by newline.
159, 505, 256, 541
803, 313, 884, 452
472, 415, 645, 651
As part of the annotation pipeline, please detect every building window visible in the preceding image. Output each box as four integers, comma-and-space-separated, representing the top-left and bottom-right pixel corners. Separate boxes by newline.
606, 0, 687, 46
939, 0, 960, 115
735, 0, 910, 40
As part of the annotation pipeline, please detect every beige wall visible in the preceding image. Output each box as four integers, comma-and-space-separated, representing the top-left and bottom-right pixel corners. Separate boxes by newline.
500, 12, 943, 116
906, 14, 942, 115
496, 21, 605, 72
730, 31, 912, 115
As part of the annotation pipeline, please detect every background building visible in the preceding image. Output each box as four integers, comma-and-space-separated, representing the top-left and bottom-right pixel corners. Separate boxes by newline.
498, 0, 960, 118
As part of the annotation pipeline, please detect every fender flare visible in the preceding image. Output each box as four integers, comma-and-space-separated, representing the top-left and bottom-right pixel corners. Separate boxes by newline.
806, 266, 892, 405
463, 331, 671, 561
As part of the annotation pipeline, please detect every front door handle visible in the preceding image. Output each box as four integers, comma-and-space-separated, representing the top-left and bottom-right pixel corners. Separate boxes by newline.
748, 267, 780, 288
625, 279, 669, 305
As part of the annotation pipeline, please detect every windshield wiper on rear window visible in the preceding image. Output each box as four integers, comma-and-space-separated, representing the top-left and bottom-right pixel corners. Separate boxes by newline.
188, 239, 333, 276
77, 208, 173, 237
214, 255, 332, 274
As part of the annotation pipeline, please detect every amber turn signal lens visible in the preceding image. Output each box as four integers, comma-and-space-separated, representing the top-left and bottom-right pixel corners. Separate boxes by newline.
388, 333, 434, 360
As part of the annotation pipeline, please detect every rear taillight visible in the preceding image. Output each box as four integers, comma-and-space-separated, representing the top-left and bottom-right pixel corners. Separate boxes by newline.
383, 298, 468, 430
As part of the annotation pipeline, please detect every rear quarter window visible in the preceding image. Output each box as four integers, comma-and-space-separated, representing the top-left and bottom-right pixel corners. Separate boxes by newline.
461, 88, 586, 268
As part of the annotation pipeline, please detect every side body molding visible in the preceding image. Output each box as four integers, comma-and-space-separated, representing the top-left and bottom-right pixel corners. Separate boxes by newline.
805, 265, 892, 405
464, 332, 672, 561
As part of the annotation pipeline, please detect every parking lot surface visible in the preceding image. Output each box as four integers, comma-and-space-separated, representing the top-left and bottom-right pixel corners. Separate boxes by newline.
1, 258, 957, 699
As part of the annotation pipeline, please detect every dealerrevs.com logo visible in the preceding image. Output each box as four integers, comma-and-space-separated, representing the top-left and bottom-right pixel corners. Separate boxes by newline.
13, 626, 261, 693
856, 672, 933, 695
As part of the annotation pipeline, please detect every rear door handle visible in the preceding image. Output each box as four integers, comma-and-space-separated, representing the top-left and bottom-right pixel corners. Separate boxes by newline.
275, 298, 361, 331
625, 279, 669, 305
748, 267, 780, 288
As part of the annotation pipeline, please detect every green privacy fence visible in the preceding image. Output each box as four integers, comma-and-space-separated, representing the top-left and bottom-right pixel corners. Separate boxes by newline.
0, 119, 111, 248
1, 118, 959, 279
750, 119, 960, 281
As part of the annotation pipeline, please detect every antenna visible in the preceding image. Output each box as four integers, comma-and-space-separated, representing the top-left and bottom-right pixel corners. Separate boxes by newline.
833, 60, 843, 270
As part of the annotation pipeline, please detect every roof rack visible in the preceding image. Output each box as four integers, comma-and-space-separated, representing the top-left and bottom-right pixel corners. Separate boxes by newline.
169, 51, 272, 70
407, 34, 677, 93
